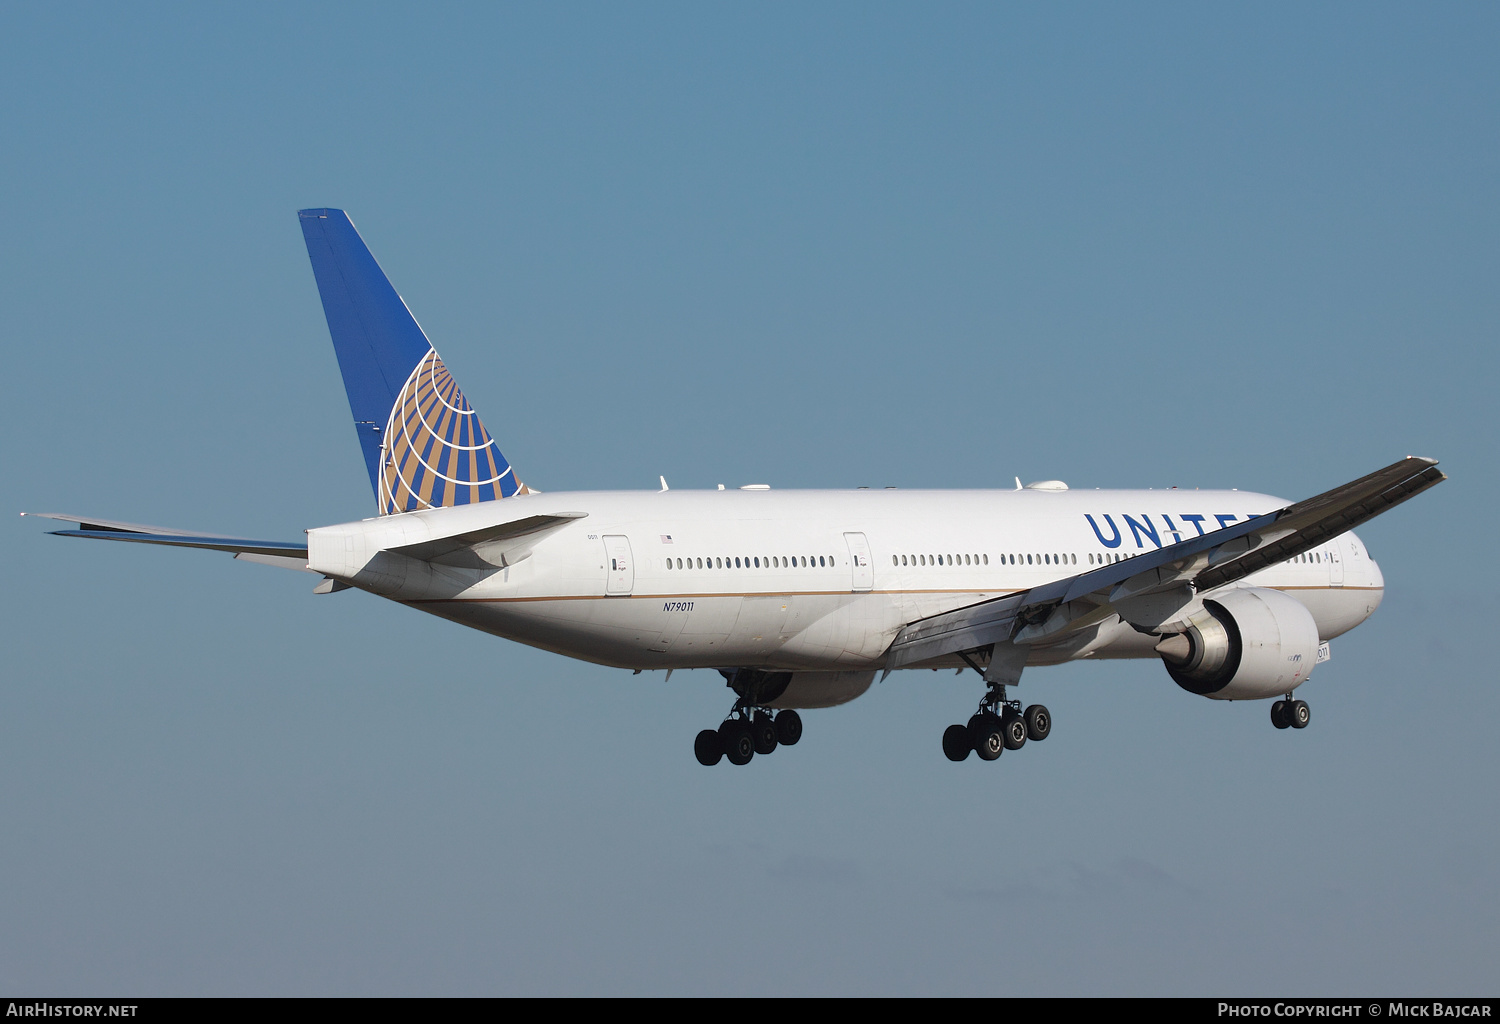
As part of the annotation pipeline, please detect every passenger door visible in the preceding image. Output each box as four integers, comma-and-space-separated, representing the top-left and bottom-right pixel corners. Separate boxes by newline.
603, 535, 634, 595
844, 532, 874, 592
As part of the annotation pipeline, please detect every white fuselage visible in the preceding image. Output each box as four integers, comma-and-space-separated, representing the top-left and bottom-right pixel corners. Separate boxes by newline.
306, 487, 1384, 673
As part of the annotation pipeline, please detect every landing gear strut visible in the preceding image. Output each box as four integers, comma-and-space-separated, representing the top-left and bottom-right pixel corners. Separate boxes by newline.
1270, 697, 1310, 730
942, 676, 1050, 763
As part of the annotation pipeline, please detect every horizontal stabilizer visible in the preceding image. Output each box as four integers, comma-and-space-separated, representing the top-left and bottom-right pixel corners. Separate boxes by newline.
385, 512, 587, 567
23, 512, 307, 560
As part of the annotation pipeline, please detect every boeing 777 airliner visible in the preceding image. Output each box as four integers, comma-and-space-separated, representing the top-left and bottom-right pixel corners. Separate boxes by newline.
25, 209, 1446, 766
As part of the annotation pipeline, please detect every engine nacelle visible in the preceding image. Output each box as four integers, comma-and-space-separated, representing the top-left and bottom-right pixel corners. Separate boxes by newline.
1156, 587, 1319, 700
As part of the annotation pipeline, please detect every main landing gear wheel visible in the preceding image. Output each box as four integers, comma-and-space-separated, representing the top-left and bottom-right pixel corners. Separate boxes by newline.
774, 710, 803, 746
751, 711, 779, 755
694, 729, 724, 766
721, 720, 755, 765
969, 713, 1004, 761
942, 724, 972, 762
1271, 700, 1291, 729
1001, 711, 1028, 751
1024, 704, 1051, 742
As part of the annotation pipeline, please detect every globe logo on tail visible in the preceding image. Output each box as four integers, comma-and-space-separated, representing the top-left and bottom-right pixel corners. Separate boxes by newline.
379, 348, 526, 514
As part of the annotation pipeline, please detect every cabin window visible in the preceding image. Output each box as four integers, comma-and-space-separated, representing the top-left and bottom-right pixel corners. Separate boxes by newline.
734, 557, 741, 568
983, 554, 989, 565
818, 556, 825, 567
611, 558, 618, 570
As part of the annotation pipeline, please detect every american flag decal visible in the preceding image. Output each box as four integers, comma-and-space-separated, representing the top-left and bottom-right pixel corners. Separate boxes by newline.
661, 535, 673, 544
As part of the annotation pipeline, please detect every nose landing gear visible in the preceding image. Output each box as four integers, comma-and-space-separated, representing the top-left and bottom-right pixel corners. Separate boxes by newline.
1270, 697, 1310, 730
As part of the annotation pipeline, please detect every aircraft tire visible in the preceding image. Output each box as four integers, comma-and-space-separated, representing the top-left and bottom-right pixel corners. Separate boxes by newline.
969, 714, 1004, 761
723, 722, 755, 765
1289, 700, 1310, 729
751, 712, 778, 755
942, 724, 972, 762
1002, 715, 1028, 750
1024, 704, 1051, 742
694, 729, 724, 766
774, 710, 803, 746
1271, 700, 1290, 729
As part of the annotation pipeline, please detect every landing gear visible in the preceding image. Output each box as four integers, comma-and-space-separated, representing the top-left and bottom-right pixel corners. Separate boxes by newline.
1024, 703, 1051, 741
1289, 699, 1310, 729
942, 724, 972, 762
969, 712, 1004, 760
696, 704, 803, 766
751, 711, 778, 755
721, 719, 755, 765
942, 676, 1051, 764
1271, 697, 1310, 730
695, 729, 724, 766
1001, 709, 1028, 750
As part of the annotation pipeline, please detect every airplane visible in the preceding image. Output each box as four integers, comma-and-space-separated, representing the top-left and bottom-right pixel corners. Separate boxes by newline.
24, 209, 1447, 767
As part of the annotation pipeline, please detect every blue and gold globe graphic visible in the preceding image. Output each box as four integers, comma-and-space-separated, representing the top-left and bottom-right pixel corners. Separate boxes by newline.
378, 349, 523, 514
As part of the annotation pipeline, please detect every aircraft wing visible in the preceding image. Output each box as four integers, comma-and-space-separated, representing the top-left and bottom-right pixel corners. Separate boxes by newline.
22, 512, 311, 571
884, 456, 1445, 672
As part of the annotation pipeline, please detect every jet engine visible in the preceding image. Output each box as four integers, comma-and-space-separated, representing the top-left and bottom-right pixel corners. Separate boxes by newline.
1154, 587, 1320, 700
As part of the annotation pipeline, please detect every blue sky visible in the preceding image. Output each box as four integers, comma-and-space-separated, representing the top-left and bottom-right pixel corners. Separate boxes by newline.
1, 3, 1494, 995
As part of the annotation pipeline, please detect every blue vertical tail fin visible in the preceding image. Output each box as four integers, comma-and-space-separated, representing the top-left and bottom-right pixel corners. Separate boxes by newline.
298, 209, 527, 514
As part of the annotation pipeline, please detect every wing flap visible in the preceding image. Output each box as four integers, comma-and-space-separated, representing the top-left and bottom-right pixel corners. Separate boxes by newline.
885, 592, 1024, 671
